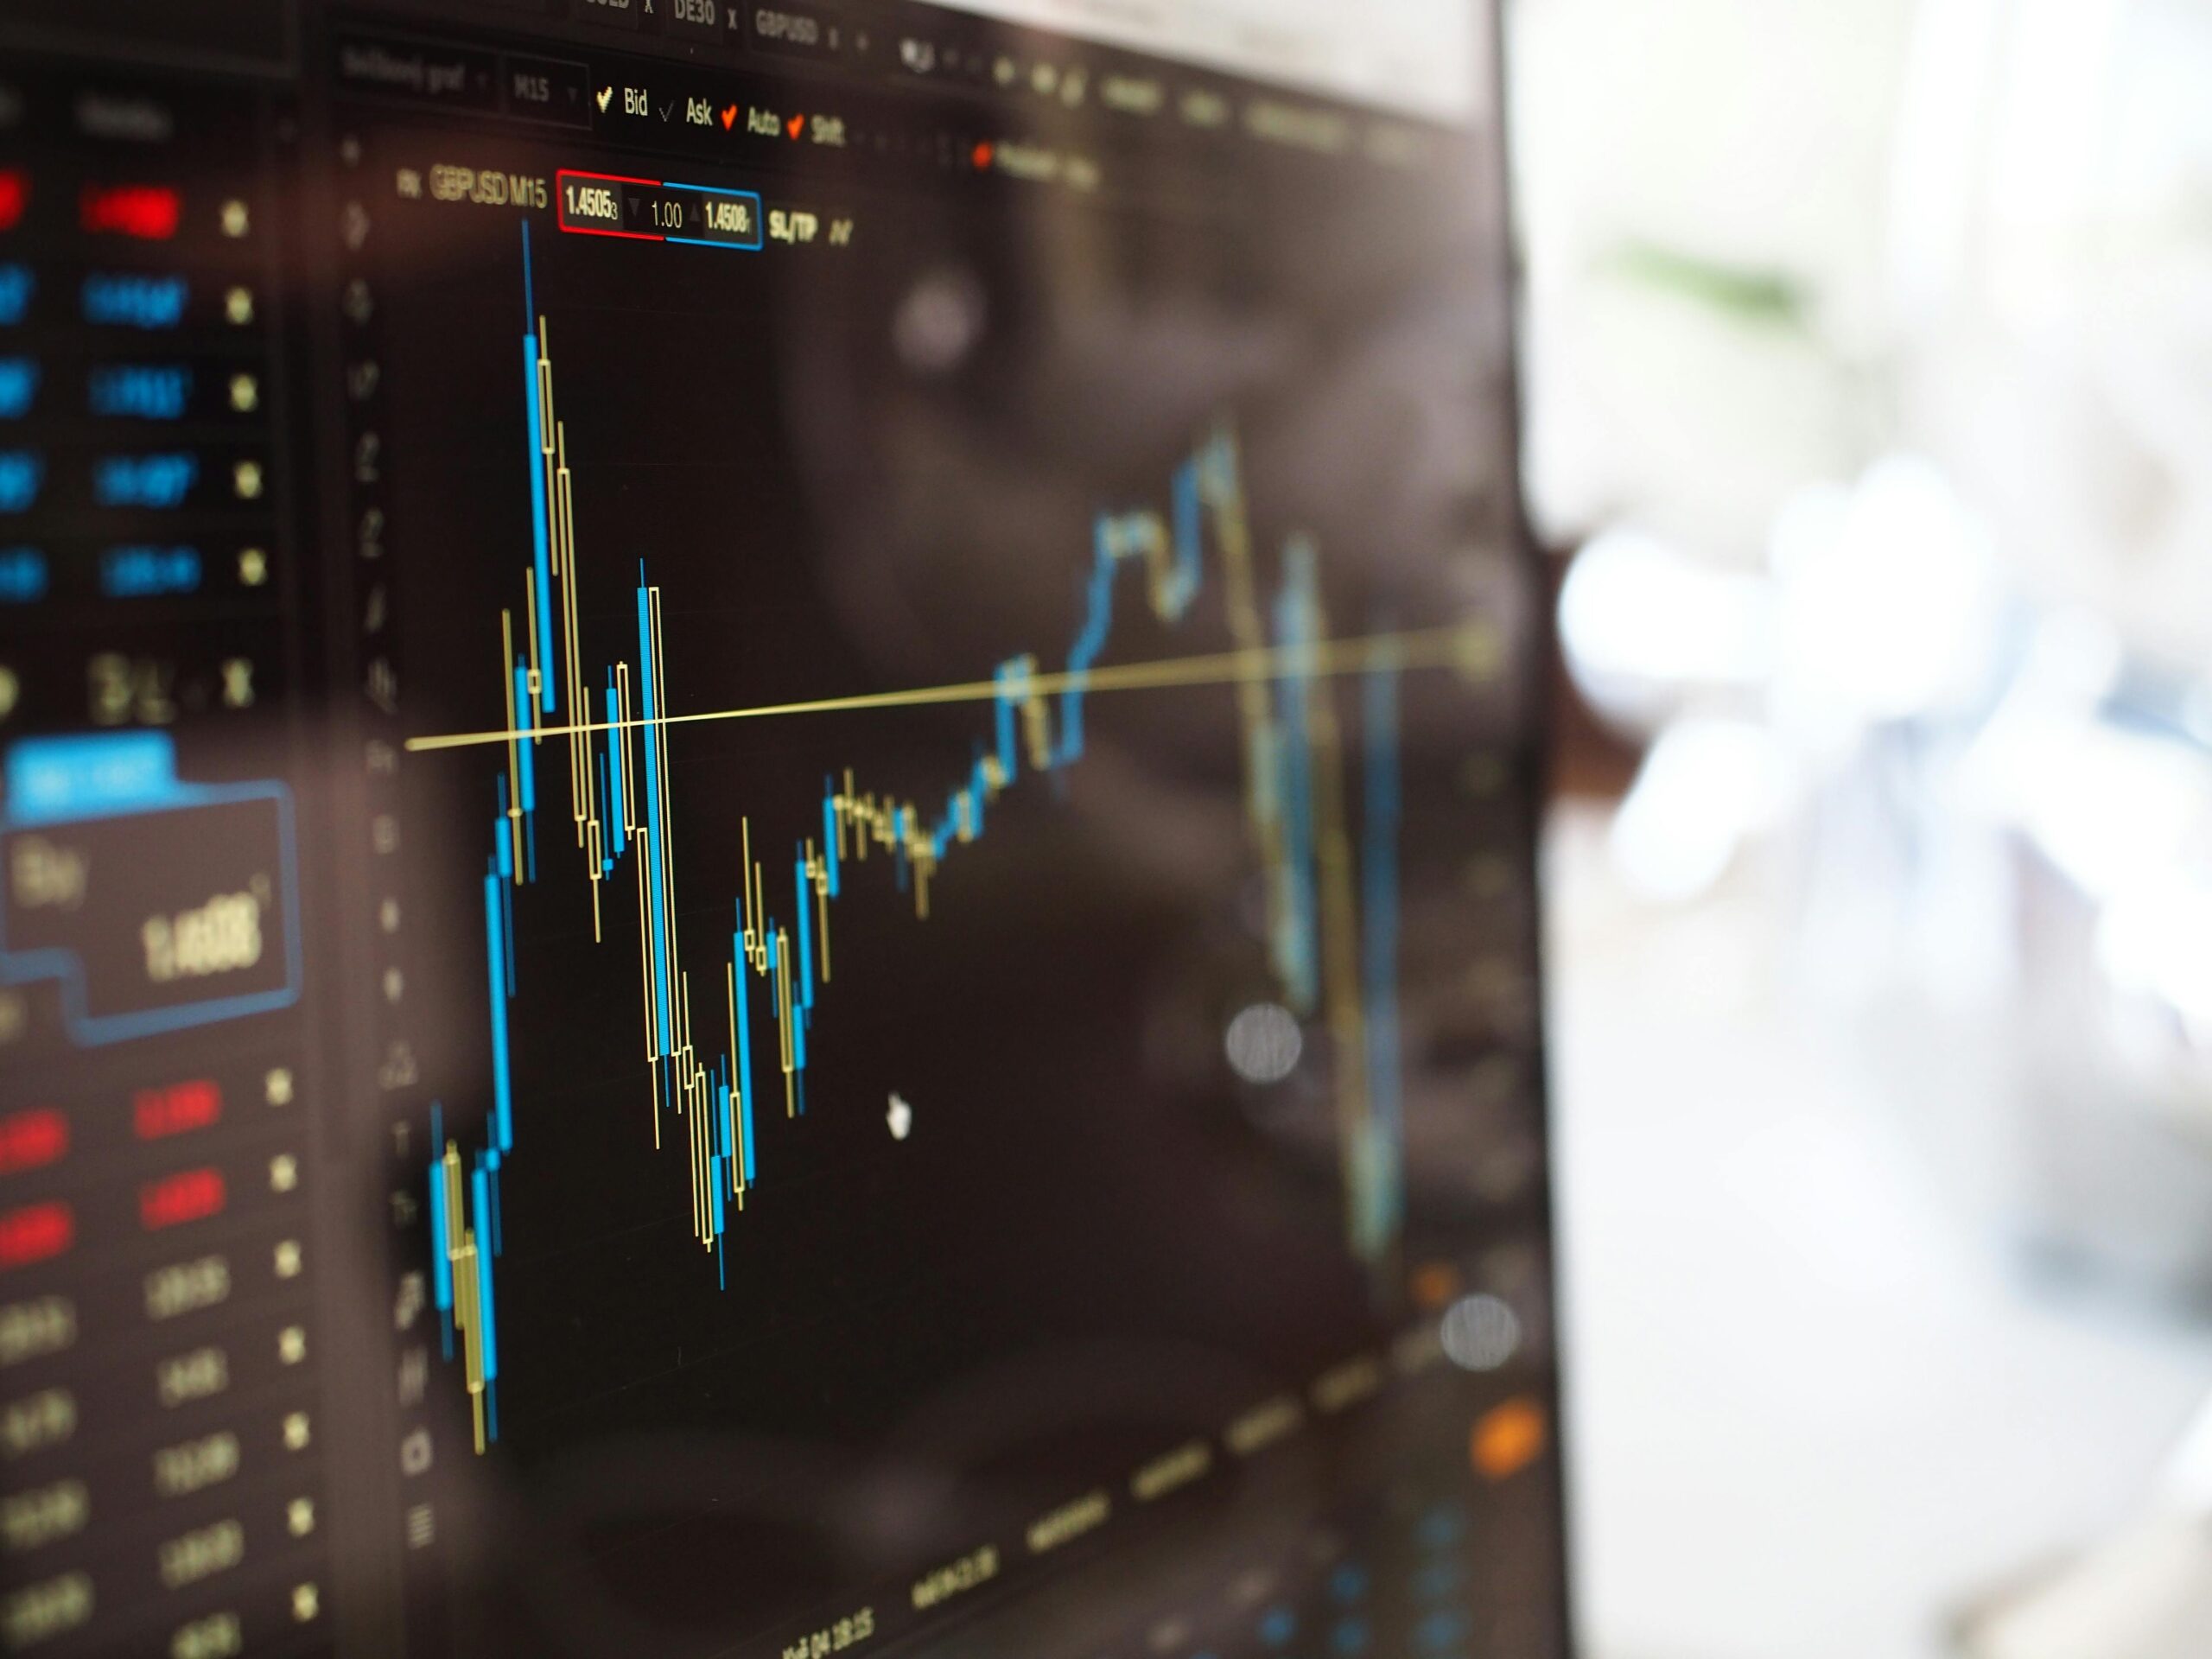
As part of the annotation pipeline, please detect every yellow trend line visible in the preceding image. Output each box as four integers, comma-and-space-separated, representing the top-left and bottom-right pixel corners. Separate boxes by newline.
404, 620, 1501, 754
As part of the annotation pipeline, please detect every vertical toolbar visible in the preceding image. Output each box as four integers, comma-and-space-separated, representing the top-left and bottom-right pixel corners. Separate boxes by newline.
325, 111, 440, 1608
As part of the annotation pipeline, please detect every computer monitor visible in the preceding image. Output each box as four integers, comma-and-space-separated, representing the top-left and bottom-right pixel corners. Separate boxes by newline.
0, 3, 1560, 1654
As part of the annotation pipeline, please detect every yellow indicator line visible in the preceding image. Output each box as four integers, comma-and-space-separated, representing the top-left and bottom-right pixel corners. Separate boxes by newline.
403, 621, 1494, 754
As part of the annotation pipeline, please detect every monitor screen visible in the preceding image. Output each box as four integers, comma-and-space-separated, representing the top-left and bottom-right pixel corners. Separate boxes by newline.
0, 3, 1560, 1656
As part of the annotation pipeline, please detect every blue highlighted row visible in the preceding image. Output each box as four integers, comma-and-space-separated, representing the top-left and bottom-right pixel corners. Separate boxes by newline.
0, 452, 39, 512
0, 547, 43, 602
0, 452, 211, 512
94, 452, 196, 508
102, 543, 200, 596
0, 544, 207, 601
0, 355, 200, 424
0, 360, 35, 418
89, 365, 191, 420
81, 272, 187, 330
0, 361, 199, 426
0, 266, 29, 327
5, 729, 180, 822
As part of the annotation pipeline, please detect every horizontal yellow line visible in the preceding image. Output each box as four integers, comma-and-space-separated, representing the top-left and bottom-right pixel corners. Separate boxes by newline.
402, 621, 1501, 755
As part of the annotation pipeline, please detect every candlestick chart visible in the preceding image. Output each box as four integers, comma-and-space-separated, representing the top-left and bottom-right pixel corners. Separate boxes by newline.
414, 227, 1470, 1452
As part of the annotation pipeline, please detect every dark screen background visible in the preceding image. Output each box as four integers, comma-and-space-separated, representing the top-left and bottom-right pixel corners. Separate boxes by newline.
343, 15, 1561, 1657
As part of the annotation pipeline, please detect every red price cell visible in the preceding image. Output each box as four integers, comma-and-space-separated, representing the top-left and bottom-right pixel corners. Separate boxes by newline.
140, 1167, 226, 1231
0, 170, 27, 232
79, 182, 180, 240
0, 1202, 73, 1269
0, 1109, 67, 1175
135, 1080, 221, 1141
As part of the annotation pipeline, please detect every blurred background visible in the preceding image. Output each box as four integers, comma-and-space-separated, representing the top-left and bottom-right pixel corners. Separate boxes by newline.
1504, 1, 2212, 1655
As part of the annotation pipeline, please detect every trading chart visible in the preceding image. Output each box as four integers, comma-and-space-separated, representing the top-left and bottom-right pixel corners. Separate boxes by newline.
0, 5, 1559, 1655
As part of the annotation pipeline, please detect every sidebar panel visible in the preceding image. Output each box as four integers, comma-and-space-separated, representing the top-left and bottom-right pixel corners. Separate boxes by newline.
0, 64, 343, 1659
